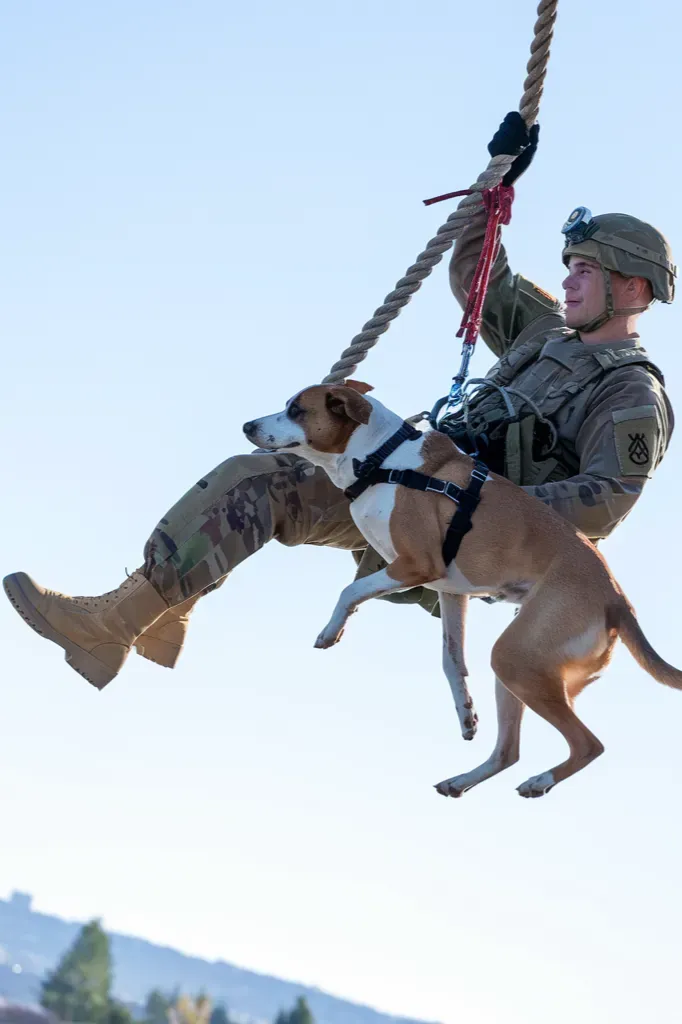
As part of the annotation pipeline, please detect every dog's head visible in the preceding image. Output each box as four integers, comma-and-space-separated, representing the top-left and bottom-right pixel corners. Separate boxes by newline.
243, 380, 374, 454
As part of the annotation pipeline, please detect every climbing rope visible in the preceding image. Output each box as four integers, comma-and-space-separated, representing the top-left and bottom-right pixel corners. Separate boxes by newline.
322, 0, 559, 386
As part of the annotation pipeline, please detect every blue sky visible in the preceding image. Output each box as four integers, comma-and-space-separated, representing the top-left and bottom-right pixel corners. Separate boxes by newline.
2, 2, 682, 1022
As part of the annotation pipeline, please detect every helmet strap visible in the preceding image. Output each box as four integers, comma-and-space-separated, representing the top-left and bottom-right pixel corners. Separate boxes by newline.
574, 267, 652, 334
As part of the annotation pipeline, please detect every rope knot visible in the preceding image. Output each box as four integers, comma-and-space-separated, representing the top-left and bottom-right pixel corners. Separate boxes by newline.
483, 183, 515, 225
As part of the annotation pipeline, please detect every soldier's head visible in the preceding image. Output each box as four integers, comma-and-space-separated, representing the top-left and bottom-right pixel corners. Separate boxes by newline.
561, 208, 676, 333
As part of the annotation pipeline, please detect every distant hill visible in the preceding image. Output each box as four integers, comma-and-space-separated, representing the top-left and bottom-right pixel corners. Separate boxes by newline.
0, 893, 435, 1024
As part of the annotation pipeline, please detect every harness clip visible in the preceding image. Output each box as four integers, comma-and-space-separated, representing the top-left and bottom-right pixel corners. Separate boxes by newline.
352, 458, 374, 479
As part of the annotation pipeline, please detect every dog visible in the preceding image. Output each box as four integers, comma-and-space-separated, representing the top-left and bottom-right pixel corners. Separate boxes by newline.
243, 380, 682, 799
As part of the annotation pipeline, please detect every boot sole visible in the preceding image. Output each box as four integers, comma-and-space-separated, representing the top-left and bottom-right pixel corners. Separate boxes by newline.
3, 572, 117, 691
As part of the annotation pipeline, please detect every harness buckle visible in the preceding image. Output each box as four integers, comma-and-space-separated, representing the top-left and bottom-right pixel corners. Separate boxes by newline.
425, 479, 447, 495
470, 467, 488, 484
352, 457, 373, 479
388, 469, 402, 484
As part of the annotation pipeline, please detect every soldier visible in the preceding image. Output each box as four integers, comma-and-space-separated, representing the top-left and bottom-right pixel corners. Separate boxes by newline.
3, 115, 677, 691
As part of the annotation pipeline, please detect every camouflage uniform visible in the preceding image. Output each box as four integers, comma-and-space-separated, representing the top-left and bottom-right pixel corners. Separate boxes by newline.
143, 452, 365, 607
142, 211, 674, 618
446, 215, 674, 536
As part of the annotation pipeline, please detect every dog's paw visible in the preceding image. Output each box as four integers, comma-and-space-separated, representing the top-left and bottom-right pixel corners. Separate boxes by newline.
314, 626, 344, 649
517, 770, 555, 799
434, 774, 470, 799
460, 706, 478, 741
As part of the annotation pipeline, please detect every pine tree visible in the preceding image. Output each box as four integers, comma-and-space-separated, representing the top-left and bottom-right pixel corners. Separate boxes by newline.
209, 1005, 232, 1024
145, 990, 173, 1024
108, 1003, 135, 1024
274, 996, 314, 1024
41, 920, 112, 1024
290, 997, 314, 1024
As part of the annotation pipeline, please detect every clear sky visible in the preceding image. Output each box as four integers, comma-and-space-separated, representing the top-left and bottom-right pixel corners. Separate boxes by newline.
2, 2, 682, 1023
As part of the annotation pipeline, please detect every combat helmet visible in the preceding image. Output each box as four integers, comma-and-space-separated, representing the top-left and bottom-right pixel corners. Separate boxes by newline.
561, 207, 676, 332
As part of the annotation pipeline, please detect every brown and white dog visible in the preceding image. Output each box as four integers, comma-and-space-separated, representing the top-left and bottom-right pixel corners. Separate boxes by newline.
244, 381, 682, 799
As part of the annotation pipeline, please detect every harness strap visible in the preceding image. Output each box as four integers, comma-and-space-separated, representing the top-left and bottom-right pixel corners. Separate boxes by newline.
345, 438, 488, 566
345, 421, 422, 501
355, 467, 467, 504
441, 460, 488, 565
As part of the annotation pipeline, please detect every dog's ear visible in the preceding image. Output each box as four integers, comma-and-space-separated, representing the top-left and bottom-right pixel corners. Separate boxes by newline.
326, 387, 372, 425
344, 379, 374, 395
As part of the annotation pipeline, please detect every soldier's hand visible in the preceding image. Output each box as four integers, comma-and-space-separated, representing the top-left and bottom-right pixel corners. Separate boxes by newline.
487, 112, 540, 187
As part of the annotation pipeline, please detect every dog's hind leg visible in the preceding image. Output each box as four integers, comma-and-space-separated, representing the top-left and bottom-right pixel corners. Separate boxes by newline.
435, 677, 524, 797
439, 593, 478, 740
491, 627, 604, 798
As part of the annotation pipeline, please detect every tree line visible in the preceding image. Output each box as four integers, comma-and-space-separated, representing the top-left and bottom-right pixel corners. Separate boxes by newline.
40, 920, 314, 1024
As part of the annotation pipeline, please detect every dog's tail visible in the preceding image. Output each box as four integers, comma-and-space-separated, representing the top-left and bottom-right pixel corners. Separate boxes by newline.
615, 600, 682, 690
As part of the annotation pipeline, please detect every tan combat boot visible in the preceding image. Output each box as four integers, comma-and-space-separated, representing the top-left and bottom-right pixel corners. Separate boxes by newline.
3, 570, 168, 690
133, 592, 201, 669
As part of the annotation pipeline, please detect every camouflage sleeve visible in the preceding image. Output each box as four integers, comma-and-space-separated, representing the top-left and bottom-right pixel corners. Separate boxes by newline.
448, 209, 565, 358
523, 369, 673, 540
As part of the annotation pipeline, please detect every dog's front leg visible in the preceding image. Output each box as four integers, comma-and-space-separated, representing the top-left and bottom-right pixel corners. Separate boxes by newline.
439, 593, 478, 740
314, 563, 428, 649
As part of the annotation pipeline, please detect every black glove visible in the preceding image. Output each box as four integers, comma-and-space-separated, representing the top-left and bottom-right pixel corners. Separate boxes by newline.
487, 111, 539, 187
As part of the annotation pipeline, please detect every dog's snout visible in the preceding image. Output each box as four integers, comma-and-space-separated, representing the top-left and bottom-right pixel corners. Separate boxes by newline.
243, 420, 257, 436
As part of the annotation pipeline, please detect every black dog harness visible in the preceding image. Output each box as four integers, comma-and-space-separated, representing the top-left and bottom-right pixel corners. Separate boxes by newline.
344, 422, 488, 566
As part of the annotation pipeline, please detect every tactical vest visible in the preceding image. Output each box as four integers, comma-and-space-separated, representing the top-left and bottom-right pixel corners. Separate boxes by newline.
441, 313, 666, 486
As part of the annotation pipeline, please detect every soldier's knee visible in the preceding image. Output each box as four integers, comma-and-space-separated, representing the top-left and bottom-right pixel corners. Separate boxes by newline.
196, 452, 305, 504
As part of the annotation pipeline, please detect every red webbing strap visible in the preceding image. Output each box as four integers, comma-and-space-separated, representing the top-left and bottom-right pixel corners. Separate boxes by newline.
423, 183, 515, 351
455, 184, 514, 346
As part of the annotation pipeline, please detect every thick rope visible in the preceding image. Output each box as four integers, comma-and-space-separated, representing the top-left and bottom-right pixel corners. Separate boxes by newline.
323, 0, 559, 385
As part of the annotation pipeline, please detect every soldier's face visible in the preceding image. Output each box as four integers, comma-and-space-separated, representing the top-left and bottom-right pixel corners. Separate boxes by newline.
562, 257, 606, 328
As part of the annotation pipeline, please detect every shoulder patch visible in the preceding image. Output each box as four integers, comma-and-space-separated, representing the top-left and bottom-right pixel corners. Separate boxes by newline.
612, 406, 659, 478
518, 276, 560, 309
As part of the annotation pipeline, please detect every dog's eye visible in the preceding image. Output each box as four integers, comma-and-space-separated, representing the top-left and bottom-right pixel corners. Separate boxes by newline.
288, 403, 304, 420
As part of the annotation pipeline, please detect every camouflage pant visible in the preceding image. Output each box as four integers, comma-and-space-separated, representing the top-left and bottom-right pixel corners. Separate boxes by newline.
143, 453, 442, 614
